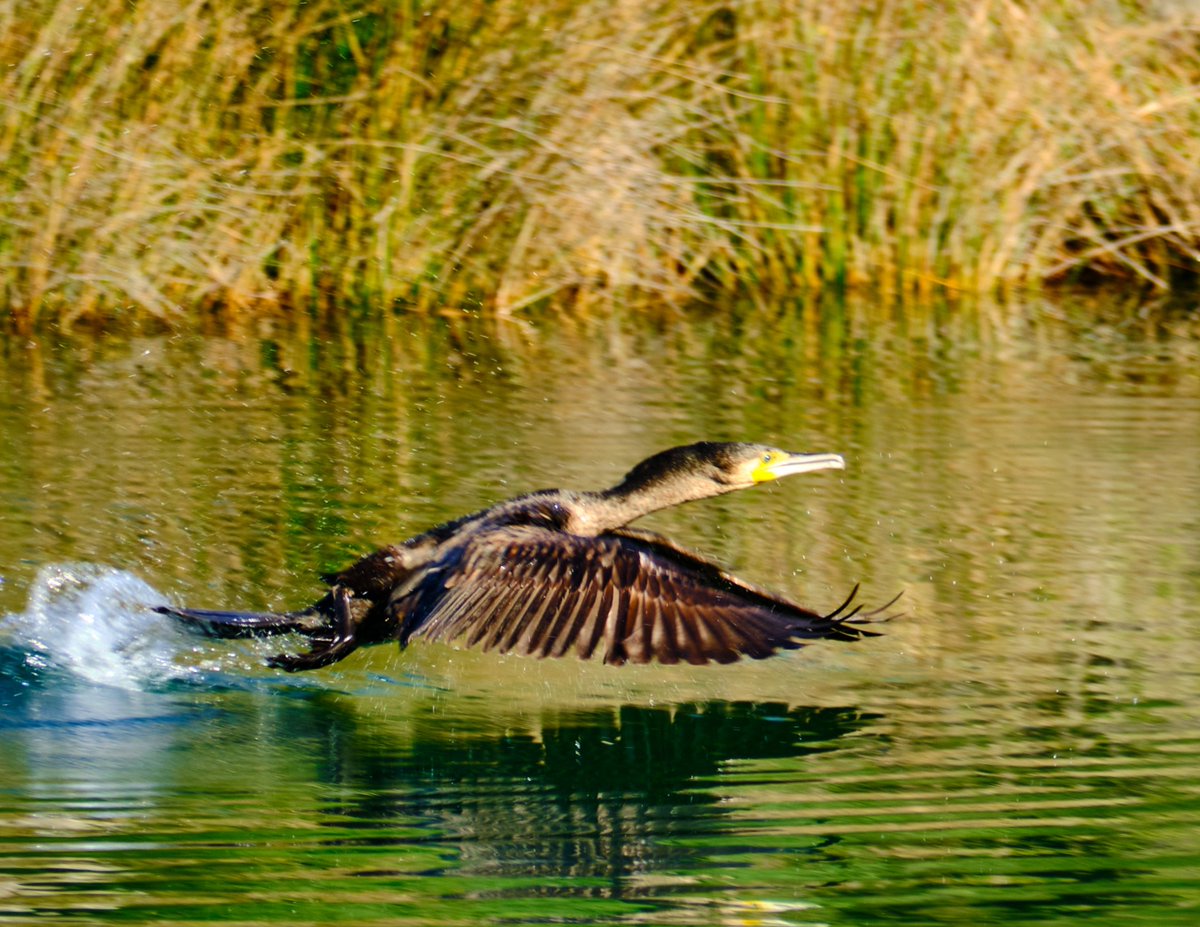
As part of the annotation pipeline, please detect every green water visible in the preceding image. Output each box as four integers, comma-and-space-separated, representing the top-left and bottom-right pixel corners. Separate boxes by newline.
1, 300, 1199, 925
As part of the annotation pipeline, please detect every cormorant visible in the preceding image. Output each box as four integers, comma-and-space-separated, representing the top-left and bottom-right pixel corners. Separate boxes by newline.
155, 442, 895, 671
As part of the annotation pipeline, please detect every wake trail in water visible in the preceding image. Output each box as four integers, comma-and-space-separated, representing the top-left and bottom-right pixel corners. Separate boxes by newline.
0, 563, 283, 690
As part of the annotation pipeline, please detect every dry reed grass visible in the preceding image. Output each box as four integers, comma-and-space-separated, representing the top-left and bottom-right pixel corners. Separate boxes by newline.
2, 0, 1199, 327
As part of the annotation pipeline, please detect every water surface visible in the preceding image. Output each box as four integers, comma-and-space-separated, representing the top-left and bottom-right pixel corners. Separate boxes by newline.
1, 298, 1199, 925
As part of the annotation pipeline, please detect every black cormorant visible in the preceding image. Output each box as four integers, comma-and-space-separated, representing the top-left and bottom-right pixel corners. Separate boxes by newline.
155, 442, 895, 670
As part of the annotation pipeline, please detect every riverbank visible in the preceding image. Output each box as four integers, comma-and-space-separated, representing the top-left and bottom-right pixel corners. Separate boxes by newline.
4, 0, 1199, 328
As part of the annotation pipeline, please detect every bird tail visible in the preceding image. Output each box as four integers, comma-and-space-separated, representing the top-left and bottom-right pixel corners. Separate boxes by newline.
153, 605, 317, 639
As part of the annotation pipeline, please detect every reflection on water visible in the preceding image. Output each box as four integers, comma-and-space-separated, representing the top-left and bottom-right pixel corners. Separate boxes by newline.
0, 295, 1199, 925
306, 699, 871, 890
0, 646, 876, 923
1, 640, 1198, 925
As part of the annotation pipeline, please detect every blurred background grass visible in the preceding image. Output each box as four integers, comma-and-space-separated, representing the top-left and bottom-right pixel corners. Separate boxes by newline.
3, 0, 1200, 328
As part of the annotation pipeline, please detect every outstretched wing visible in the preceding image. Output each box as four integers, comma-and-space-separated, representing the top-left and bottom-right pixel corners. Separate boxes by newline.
396, 526, 880, 665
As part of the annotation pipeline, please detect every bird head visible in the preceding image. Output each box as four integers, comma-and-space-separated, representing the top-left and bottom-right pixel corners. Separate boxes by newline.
618, 442, 845, 496
710, 442, 845, 488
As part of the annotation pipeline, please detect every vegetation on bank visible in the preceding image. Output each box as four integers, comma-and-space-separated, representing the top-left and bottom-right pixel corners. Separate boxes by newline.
3, 0, 1200, 327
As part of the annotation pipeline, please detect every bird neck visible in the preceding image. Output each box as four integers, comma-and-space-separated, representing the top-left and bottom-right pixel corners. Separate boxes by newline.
568, 477, 721, 535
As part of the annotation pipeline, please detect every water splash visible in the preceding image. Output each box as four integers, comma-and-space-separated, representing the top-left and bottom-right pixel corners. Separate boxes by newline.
0, 562, 263, 690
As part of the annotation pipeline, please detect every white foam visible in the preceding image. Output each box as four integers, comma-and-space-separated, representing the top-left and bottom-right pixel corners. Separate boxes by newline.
1, 563, 257, 690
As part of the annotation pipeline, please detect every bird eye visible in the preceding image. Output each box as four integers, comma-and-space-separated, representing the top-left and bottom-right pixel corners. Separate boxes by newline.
762, 453, 773, 463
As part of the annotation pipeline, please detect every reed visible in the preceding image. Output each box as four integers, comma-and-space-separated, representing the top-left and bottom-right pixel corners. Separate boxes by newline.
2, 0, 1199, 327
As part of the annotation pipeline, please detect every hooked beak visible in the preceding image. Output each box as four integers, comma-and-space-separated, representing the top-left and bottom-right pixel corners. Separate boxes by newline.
754, 451, 845, 482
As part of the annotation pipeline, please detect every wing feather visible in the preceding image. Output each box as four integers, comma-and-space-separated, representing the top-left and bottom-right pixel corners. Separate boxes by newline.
397, 526, 880, 665
622, 584, 652, 664
542, 578, 596, 658
574, 582, 613, 661
647, 596, 678, 665
602, 583, 631, 665
482, 582, 528, 652
514, 588, 560, 656
666, 599, 704, 665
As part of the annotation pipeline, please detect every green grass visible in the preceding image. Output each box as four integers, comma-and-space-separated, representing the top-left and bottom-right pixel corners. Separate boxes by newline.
3, 0, 1200, 327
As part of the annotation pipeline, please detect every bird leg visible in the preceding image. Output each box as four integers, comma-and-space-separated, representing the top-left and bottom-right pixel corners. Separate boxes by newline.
266, 585, 362, 672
